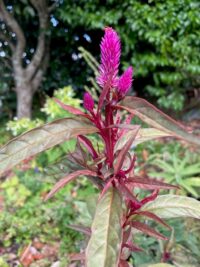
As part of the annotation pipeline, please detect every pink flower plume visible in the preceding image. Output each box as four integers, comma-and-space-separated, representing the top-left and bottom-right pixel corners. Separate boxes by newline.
117, 66, 133, 96
97, 27, 121, 89
83, 92, 94, 112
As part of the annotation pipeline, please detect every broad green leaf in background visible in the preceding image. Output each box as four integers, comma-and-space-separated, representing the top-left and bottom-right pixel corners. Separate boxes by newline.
115, 128, 172, 152
119, 97, 200, 146
140, 195, 200, 219
0, 118, 98, 175
86, 187, 123, 267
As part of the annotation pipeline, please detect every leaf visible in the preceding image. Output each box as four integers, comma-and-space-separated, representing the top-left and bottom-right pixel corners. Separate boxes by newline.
86, 186, 123, 267
114, 126, 140, 174
131, 221, 167, 240
117, 179, 139, 203
115, 128, 172, 152
119, 96, 200, 146
140, 195, 200, 219
54, 98, 90, 118
0, 118, 98, 175
44, 169, 98, 200
128, 176, 178, 190
133, 211, 171, 229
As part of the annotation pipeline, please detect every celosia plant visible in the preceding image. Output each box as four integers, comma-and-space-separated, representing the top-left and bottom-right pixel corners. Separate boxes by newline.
1, 28, 200, 267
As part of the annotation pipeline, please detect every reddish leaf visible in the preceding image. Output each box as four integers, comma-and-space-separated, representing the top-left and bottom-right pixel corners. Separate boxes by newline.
54, 98, 90, 119
117, 179, 139, 204
78, 135, 98, 159
114, 126, 140, 174
128, 176, 178, 190
131, 221, 167, 240
141, 190, 159, 205
134, 211, 171, 229
67, 224, 91, 236
123, 242, 143, 252
98, 84, 110, 110
118, 96, 200, 146
44, 169, 98, 200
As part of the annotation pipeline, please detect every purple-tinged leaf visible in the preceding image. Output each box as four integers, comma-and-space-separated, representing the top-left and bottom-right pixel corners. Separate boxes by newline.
141, 190, 159, 205
78, 135, 98, 159
67, 224, 91, 236
0, 118, 98, 175
118, 96, 200, 146
114, 126, 140, 174
54, 98, 90, 119
115, 128, 173, 152
86, 186, 123, 267
131, 221, 167, 240
123, 242, 143, 252
44, 169, 98, 201
133, 211, 171, 229
117, 179, 139, 204
128, 176, 178, 190
98, 84, 110, 110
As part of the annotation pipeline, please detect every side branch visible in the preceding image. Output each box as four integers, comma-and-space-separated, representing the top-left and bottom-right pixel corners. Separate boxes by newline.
26, 0, 49, 80
0, 0, 25, 65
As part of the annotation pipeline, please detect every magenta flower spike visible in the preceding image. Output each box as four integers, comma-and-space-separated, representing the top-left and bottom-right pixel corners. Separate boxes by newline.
117, 66, 133, 97
83, 92, 94, 112
97, 27, 121, 89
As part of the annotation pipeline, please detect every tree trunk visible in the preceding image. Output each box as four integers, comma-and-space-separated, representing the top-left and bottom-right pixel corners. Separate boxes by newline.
16, 85, 33, 119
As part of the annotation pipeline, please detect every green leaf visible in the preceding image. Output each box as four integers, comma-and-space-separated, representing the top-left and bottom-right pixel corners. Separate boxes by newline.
0, 118, 98, 175
140, 195, 200, 219
119, 97, 200, 146
86, 187, 123, 267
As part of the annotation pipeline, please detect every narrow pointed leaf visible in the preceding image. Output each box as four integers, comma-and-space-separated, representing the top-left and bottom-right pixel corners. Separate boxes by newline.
0, 118, 98, 175
44, 169, 98, 200
128, 176, 178, 190
131, 221, 167, 240
133, 211, 171, 229
119, 96, 200, 146
117, 180, 139, 203
86, 187, 123, 267
54, 98, 90, 118
114, 126, 140, 174
123, 242, 143, 252
141, 195, 200, 219
115, 128, 173, 152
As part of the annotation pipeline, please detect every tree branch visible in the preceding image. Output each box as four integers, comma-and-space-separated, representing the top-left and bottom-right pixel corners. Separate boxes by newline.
0, 0, 25, 68
0, 32, 15, 51
48, 1, 59, 13
32, 40, 49, 93
26, 0, 49, 80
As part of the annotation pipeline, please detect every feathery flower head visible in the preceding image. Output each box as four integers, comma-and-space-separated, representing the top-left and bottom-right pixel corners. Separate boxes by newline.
83, 92, 94, 112
117, 66, 133, 97
97, 27, 121, 89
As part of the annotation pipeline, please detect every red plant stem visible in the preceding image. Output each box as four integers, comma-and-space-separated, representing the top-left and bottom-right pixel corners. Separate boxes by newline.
105, 103, 115, 167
